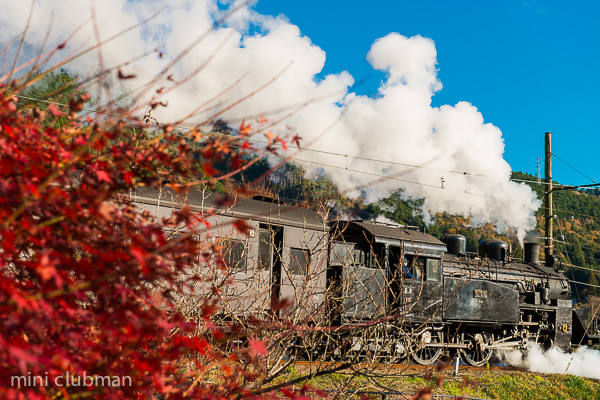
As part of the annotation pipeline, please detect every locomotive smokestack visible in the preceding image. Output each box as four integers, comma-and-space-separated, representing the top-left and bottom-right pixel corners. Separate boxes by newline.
524, 242, 540, 265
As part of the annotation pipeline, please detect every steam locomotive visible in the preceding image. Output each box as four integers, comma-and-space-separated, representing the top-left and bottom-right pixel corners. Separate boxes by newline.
133, 189, 600, 365
329, 220, 600, 365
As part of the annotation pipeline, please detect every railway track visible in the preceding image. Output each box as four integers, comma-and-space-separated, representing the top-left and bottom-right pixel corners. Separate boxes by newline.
292, 360, 527, 373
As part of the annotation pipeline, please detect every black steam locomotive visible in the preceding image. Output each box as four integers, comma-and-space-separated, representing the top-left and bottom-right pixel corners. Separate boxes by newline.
328, 220, 600, 365
133, 190, 600, 365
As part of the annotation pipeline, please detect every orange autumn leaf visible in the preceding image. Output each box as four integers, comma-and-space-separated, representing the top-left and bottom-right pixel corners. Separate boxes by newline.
265, 130, 274, 144
239, 120, 252, 135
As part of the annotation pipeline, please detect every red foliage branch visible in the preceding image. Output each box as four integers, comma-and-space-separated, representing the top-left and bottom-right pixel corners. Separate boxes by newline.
0, 88, 289, 399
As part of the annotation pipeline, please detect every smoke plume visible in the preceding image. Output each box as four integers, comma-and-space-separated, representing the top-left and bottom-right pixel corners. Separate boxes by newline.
0, 0, 540, 239
502, 343, 600, 380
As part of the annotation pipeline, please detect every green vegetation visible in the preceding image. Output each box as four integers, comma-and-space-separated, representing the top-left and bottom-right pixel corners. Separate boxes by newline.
478, 373, 600, 400
19, 68, 83, 127
285, 366, 600, 400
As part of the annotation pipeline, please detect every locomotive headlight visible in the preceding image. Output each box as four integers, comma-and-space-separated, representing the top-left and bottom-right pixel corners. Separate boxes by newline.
561, 324, 569, 333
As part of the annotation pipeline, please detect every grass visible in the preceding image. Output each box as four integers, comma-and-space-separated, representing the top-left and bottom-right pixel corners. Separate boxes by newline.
477, 373, 600, 400
285, 365, 600, 399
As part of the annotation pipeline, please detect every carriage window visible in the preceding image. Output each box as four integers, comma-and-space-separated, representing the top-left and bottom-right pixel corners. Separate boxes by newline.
426, 259, 441, 281
289, 248, 310, 275
257, 229, 273, 270
223, 239, 247, 271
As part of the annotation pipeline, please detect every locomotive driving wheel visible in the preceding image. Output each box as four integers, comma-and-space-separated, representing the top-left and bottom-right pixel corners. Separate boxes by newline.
410, 330, 443, 365
459, 329, 494, 367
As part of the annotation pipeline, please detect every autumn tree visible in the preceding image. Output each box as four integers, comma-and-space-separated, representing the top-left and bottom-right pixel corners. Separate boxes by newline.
0, 62, 329, 399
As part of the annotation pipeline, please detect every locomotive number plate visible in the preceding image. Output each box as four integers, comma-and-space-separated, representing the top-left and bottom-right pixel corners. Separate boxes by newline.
473, 290, 488, 299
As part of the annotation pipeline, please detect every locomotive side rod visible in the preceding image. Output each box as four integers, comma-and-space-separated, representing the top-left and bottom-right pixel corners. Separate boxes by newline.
420, 342, 522, 350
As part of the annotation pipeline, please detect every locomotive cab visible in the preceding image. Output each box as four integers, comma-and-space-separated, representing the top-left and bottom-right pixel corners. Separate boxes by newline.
388, 248, 444, 322
328, 221, 446, 324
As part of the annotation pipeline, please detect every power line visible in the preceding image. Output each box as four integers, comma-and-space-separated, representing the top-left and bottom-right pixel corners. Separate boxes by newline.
538, 206, 600, 221
20, 95, 600, 197
511, 177, 570, 187
560, 262, 600, 274
16, 94, 130, 120
15, 96, 598, 223
16, 94, 489, 177
552, 152, 596, 184
569, 279, 600, 290
554, 240, 600, 256
511, 177, 545, 185
288, 156, 496, 199
547, 182, 600, 194
15, 94, 498, 198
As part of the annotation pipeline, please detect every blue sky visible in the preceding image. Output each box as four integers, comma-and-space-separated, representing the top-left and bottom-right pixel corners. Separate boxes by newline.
253, 0, 600, 186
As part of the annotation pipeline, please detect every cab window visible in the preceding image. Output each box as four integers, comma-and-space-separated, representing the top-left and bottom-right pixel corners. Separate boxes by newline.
412, 257, 424, 280
352, 246, 383, 269
426, 259, 441, 281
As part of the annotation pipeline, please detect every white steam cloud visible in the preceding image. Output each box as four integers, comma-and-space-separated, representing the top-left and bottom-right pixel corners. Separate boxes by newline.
0, 0, 540, 239
503, 344, 600, 380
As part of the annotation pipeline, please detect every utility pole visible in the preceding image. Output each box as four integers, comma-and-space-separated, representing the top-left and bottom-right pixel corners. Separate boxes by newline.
545, 132, 553, 261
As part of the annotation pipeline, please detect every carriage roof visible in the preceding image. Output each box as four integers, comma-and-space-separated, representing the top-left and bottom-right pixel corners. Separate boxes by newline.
330, 220, 446, 257
131, 188, 326, 230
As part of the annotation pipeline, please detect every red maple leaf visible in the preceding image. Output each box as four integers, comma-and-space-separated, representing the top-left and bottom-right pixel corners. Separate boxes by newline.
96, 169, 112, 183
292, 134, 303, 147
233, 219, 252, 235
248, 339, 268, 356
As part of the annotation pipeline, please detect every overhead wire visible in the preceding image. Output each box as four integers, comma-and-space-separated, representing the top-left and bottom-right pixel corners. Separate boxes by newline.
16, 94, 131, 120
511, 177, 569, 188
25, 93, 600, 198
568, 279, 600, 290
283, 156, 495, 199
538, 206, 600, 221
15, 94, 498, 198
16, 94, 488, 176
15, 94, 600, 220
552, 152, 596, 184
560, 262, 600, 274
18, 94, 600, 196
553, 240, 600, 258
